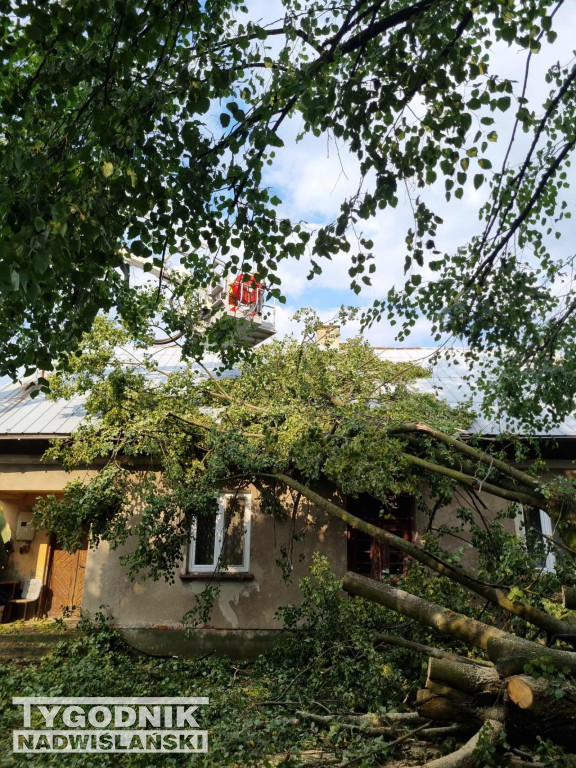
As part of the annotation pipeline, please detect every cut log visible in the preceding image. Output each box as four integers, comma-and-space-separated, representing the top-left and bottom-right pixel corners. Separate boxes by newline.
342, 571, 515, 651
486, 636, 576, 677
417, 685, 503, 726
422, 719, 503, 768
416, 688, 472, 724
427, 657, 502, 698
373, 633, 494, 667
563, 586, 576, 610
417, 686, 478, 724
506, 674, 576, 749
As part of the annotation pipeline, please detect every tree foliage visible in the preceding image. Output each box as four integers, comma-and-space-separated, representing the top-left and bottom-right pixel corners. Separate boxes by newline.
1, 1, 576, 427
34, 316, 576, 587
35, 317, 469, 577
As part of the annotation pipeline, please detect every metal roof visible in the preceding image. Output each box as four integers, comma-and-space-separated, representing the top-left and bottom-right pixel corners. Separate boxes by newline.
375, 347, 576, 437
0, 381, 87, 437
0, 346, 238, 438
0, 344, 575, 438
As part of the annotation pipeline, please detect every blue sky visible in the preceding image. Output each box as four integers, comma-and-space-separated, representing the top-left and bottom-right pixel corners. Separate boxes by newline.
229, 0, 576, 347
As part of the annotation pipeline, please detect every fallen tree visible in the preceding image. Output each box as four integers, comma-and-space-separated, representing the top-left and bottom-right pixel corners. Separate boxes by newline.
35, 328, 576, 764
343, 571, 576, 756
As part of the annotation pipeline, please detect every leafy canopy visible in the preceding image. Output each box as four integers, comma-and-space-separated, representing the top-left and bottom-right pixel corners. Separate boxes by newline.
35, 318, 470, 579
1, 1, 576, 427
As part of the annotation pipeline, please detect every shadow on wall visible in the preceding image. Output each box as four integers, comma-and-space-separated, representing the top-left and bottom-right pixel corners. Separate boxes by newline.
80, 490, 348, 632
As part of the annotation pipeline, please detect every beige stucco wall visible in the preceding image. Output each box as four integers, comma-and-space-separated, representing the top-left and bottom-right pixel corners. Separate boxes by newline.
81, 489, 348, 630
0, 453, 572, 632
415, 487, 518, 571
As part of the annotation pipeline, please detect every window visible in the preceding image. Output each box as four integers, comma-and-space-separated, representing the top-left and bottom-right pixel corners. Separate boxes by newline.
188, 493, 251, 573
518, 506, 556, 573
346, 494, 414, 580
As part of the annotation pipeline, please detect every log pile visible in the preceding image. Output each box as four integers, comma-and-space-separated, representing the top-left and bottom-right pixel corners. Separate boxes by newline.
342, 571, 576, 763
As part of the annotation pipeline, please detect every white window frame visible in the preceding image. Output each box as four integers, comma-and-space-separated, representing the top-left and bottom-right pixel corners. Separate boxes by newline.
188, 492, 251, 574
516, 506, 556, 573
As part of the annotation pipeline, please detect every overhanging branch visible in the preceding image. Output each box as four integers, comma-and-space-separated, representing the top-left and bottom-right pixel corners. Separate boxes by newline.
260, 472, 576, 640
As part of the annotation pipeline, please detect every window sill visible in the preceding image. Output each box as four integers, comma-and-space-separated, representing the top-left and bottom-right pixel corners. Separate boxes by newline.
180, 572, 255, 581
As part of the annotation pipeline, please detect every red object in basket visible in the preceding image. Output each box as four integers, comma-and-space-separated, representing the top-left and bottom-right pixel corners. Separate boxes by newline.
228, 274, 262, 311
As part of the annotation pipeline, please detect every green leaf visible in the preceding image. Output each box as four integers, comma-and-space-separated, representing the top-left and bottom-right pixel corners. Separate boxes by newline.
101, 162, 114, 179
473, 174, 484, 190
33, 251, 50, 274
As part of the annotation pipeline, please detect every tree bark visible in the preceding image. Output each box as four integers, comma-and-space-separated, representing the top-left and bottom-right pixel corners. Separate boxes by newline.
426, 657, 502, 698
416, 687, 477, 724
342, 571, 514, 651
421, 719, 503, 768
416, 685, 503, 726
271, 473, 576, 643
486, 636, 576, 677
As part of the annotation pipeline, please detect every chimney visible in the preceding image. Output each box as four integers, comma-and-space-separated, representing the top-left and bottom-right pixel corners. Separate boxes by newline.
315, 325, 340, 349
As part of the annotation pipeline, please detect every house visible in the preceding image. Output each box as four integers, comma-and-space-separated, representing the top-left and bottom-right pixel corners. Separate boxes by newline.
0, 327, 572, 656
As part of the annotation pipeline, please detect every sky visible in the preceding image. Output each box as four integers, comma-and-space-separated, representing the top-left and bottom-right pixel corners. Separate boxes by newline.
225, 0, 576, 348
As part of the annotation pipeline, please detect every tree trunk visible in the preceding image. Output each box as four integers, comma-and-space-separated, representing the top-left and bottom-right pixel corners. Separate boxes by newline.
426, 657, 502, 698
344, 571, 576, 751
342, 571, 514, 651
506, 675, 576, 749
416, 685, 503, 726
486, 636, 576, 677
416, 687, 478, 724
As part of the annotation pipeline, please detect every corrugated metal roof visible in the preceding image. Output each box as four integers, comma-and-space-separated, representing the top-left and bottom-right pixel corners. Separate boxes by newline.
0, 381, 87, 436
0, 345, 239, 437
375, 347, 576, 437
0, 344, 575, 438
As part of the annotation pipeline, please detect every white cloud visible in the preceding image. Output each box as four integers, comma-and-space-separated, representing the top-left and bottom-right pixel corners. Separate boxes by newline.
227, 2, 576, 347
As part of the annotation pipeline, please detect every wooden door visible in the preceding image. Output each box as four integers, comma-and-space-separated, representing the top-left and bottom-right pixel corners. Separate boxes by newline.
45, 540, 87, 617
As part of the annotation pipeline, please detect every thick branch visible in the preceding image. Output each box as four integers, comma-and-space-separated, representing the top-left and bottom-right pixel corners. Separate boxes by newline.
401, 453, 546, 508
342, 571, 515, 651
389, 422, 539, 489
422, 720, 502, 768
268, 473, 576, 640
338, 0, 436, 55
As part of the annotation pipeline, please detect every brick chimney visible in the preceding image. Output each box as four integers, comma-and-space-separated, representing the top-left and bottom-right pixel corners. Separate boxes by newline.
315, 325, 340, 349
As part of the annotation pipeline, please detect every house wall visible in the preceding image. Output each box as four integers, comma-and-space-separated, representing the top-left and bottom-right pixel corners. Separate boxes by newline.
0, 458, 96, 588
81, 488, 349, 632
415, 488, 518, 571
0, 452, 571, 656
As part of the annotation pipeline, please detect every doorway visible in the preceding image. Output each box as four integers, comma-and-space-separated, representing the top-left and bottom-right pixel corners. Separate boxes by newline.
44, 538, 87, 617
